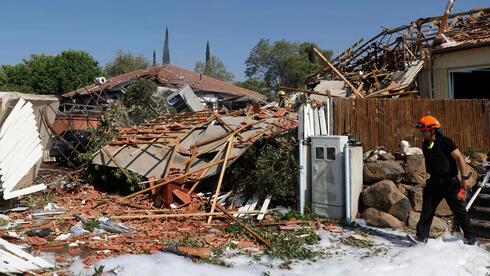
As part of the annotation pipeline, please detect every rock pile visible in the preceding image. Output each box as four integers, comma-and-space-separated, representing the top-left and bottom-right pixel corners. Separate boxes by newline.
360, 146, 485, 236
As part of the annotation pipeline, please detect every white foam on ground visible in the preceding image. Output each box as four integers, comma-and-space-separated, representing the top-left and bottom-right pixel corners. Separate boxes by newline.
70, 226, 490, 276
70, 252, 260, 276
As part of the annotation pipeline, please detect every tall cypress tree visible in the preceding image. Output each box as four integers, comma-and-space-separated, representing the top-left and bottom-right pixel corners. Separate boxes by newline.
162, 26, 170, 65
206, 41, 210, 64
152, 50, 156, 66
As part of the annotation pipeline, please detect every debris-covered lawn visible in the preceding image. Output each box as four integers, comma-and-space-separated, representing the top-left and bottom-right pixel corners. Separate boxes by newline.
1, 182, 489, 276
67, 221, 490, 276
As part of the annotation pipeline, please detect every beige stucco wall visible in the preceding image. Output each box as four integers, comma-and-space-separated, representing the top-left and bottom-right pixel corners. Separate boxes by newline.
431, 45, 490, 99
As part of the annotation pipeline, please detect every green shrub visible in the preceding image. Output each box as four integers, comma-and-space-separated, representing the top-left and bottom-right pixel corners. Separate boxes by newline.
229, 131, 299, 203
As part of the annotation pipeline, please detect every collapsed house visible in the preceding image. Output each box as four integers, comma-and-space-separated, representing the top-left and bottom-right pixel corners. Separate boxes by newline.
0, 92, 59, 200
92, 106, 297, 206
50, 65, 268, 162
300, 7, 490, 99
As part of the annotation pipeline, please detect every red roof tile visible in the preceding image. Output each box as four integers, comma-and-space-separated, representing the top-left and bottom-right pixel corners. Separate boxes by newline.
62, 65, 266, 99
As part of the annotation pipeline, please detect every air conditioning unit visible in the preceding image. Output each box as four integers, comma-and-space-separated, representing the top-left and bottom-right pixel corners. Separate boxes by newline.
94, 77, 106, 85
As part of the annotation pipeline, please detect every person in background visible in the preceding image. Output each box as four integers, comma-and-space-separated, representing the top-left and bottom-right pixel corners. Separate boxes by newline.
278, 90, 286, 107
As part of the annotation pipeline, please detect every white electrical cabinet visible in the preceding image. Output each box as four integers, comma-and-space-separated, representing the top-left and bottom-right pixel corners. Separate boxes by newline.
310, 136, 348, 219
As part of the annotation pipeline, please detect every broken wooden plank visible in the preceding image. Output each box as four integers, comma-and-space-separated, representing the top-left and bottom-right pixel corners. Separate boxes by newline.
215, 203, 271, 248
313, 48, 364, 99
207, 107, 244, 140
257, 195, 272, 221
208, 137, 235, 224
182, 119, 265, 166
186, 141, 229, 195
161, 138, 182, 180
45, 210, 262, 220
101, 147, 131, 179
124, 153, 239, 199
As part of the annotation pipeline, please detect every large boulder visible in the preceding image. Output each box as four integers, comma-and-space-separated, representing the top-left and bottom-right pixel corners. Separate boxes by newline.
397, 184, 408, 197
362, 180, 411, 221
457, 164, 478, 189
471, 152, 487, 164
407, 211, 448, 233
409, 185, 454, 216
363, 160, 405, 183
435, 199, 453, 217
404, 155, 429, 185
408, 185, 424, 212
362, 208, 403, 229
379, 152, 395, 161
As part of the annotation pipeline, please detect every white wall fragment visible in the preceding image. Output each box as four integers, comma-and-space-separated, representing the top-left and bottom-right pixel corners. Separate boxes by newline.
0, 98, 46, 199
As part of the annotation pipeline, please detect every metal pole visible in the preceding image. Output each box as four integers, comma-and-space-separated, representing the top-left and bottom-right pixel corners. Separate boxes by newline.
344, 143, 351, 223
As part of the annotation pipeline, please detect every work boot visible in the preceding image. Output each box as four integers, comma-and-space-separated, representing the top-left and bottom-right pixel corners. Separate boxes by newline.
407, 234, 427, 245
463, 236, 477, 245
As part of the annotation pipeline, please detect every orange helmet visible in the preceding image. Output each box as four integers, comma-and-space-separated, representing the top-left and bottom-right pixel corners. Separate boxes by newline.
416, 115, 441, 129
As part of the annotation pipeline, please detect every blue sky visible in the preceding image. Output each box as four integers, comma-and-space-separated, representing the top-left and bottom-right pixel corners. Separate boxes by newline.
0, 0, 487, 81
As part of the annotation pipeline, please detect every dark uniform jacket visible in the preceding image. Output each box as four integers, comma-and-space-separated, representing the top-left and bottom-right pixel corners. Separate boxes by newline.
422, 135, 458, 179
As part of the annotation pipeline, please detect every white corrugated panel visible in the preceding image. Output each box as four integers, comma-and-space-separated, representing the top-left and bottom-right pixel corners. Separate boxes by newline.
308, 105, 315, 137
0, 98, 46, 199
300, 103, 331, 138
304, 104, 312, 138
0, 238, 52, 274
313, 108, 321, 136
325, 98, 331, 135
319, 106, 327, 135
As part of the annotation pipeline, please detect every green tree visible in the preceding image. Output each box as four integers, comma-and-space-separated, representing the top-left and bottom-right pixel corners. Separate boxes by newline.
152, 50, 157, 67
56, 50, 103, 93
1, 50, 103, 95
24, 54, 58, 93
0, 63, 32, 93
122, 79, 169, 124
0, 66, 6, 87
245, 39, 333, 89
105, 50, 150, 78
194, 56, 234, 82
37, 50, 102, 94
206, 41, 210, 64
162, 26, 170, 65
234, 79, 273, 98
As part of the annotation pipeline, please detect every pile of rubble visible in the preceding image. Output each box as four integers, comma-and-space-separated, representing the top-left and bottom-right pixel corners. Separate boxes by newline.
297, 8, 490, 99
0, 180, 349, 274
91, 106, 297, 208
359, 141, 488, 235
0, 105, 304, 274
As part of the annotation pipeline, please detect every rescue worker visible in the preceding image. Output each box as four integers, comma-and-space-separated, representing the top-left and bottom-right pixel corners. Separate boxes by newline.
278, 90, 286, 107
409, 115, 476, 245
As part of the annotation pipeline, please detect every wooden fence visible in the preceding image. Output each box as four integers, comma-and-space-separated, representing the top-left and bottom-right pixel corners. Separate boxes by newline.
332, 98, 490, 153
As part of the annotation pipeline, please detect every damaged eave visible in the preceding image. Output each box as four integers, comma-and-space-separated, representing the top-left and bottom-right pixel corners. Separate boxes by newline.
301, 7, 490, 99
431, 40, 490, 55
